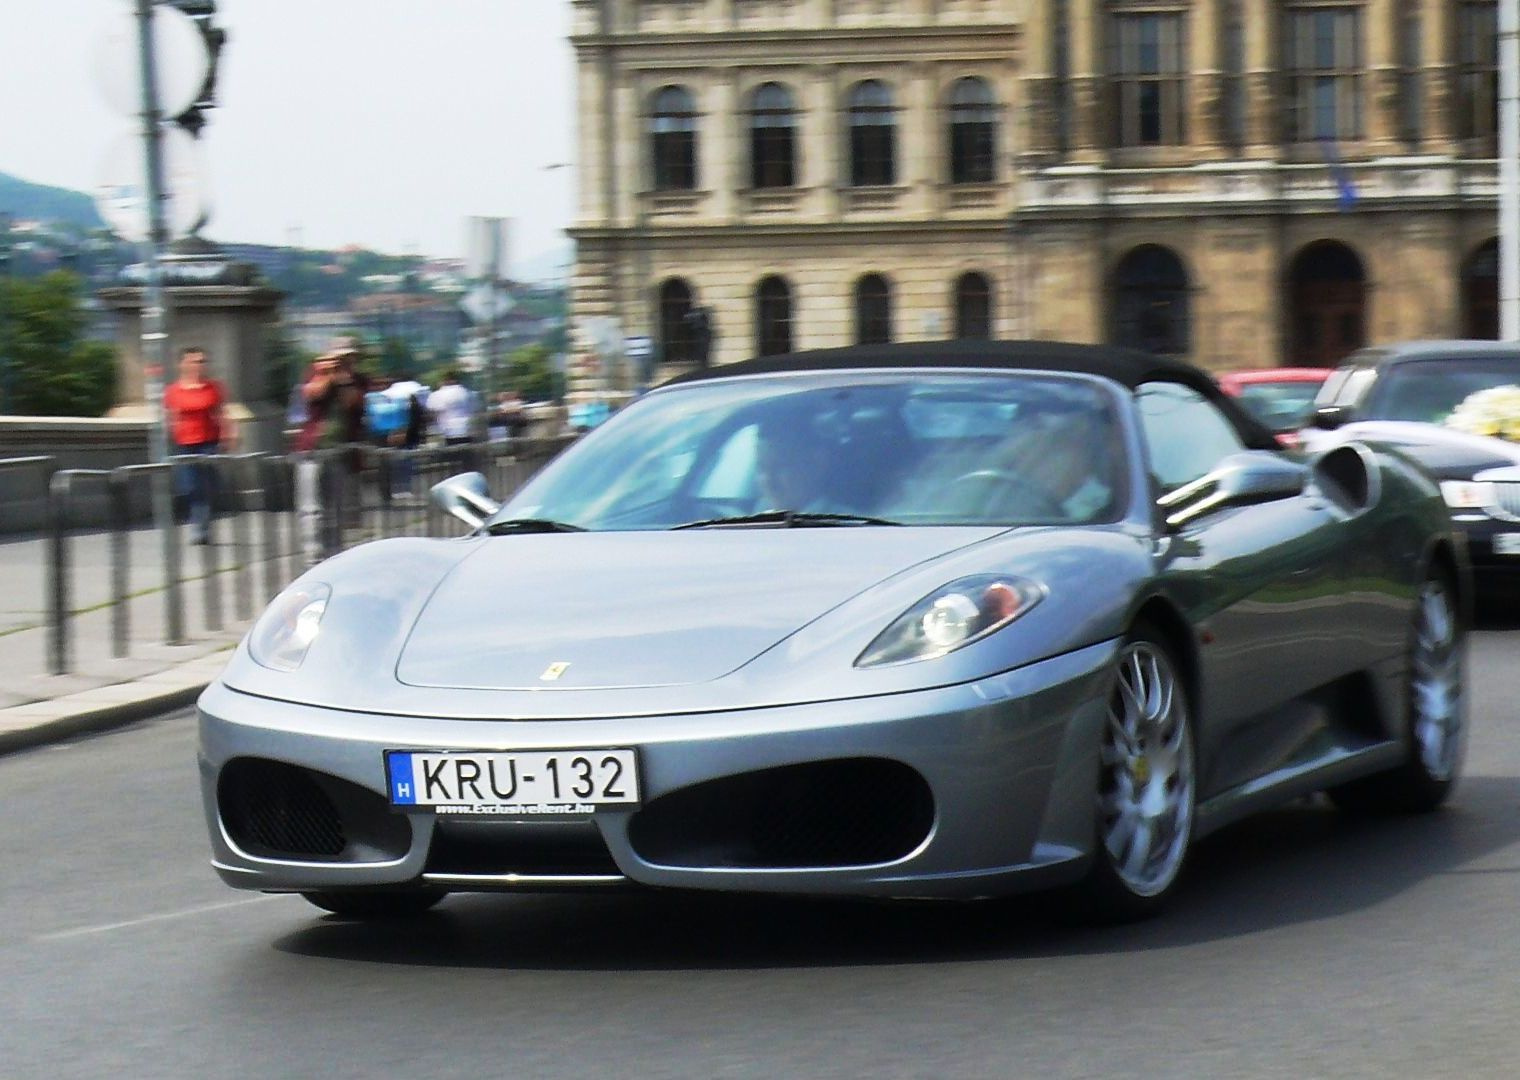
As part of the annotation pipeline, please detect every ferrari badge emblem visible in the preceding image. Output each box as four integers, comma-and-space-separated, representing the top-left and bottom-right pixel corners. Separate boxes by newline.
540, 661, 571, 682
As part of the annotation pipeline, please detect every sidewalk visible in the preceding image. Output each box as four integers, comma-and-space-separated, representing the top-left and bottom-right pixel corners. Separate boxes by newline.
0, 523, 269, 754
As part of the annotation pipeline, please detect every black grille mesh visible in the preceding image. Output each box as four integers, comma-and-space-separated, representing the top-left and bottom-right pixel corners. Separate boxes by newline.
628, 758, 934, 869
220, 758, 347, 858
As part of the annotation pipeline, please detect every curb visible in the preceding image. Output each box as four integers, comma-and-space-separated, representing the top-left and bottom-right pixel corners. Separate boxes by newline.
0, 654, 230, 756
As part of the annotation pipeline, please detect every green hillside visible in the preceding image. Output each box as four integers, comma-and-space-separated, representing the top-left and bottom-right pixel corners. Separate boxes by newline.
0, 171, 106, 230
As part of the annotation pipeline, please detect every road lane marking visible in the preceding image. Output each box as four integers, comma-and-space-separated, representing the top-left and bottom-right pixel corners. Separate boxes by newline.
35, 895, 284, 942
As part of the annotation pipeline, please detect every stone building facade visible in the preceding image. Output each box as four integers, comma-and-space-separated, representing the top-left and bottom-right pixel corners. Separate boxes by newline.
568, 0, 1500, 376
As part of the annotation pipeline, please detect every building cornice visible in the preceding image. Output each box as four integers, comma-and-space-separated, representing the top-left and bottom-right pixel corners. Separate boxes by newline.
571, 25, 1020, 53
568, 218, 1014, 243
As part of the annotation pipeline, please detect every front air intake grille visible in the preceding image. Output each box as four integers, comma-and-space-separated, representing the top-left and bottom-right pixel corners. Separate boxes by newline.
627, 758, 935, 870
220, 759, 346, 857
425, 819, 621, 876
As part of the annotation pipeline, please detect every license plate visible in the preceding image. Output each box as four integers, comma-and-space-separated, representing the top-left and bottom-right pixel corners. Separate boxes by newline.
386, 749, 639, 815
1494, 534, 1520, 556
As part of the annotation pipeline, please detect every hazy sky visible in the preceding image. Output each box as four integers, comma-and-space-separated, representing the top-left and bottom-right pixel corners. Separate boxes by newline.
4, 1, 576, 275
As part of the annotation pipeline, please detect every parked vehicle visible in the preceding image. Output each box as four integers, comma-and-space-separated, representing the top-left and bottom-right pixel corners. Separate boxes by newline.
199, 341, 1468, 923
1302, 341, 1520, 593
1217, 367, 1333, 447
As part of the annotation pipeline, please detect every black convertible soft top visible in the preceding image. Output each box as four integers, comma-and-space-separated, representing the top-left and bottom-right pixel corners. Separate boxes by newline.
664, 339, 1280, 451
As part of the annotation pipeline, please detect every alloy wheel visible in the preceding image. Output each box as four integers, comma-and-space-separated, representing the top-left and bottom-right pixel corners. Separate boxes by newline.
1099, 642, 1195, 898
1410, 580, 1463, 782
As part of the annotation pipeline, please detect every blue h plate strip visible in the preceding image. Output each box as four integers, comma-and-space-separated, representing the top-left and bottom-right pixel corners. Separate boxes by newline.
388, 753, 417, 805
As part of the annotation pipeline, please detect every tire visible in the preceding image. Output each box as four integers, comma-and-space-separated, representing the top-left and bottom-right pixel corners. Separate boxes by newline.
301, 888, 448, 920
1329, 572, 1465, 814
1074, 627, 1197, 922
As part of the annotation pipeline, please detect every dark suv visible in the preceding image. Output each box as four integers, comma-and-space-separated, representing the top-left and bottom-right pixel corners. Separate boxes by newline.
1305, 341, 1520, 593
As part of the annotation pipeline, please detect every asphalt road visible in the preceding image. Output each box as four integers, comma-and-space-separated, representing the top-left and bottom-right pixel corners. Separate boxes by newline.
4, 632, 1520, 1080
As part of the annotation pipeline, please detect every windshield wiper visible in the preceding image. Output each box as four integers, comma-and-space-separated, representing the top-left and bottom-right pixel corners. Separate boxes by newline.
484, 517, 586, 535
674, 510, 900, 530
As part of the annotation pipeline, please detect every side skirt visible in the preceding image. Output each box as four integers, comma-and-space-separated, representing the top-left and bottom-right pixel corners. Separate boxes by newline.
1194, 739, 1406, 840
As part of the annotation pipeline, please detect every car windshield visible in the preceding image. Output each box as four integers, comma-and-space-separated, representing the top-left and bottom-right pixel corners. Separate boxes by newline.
1234, 381, 1324, 432
1363, 358, 1520, 424
491, 372, 1128, 531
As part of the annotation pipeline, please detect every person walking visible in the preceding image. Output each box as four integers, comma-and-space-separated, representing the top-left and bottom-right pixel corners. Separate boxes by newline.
163, 346, 234, 544
426, 368, 478, 446
293, 341, 368, 565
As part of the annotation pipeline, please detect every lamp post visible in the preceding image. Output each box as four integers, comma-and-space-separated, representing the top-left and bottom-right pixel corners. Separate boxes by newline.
0, 211, 11, 415
1501, 0, 1519, 340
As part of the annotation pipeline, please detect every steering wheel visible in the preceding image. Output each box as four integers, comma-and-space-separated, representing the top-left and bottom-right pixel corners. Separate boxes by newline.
946, 469, 1064, 519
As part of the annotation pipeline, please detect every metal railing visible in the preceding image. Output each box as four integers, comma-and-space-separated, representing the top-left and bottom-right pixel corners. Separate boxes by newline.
23, 436, 574, 675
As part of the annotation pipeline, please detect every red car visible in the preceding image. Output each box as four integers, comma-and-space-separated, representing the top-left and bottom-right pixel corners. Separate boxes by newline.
1217, 368, 1334, 447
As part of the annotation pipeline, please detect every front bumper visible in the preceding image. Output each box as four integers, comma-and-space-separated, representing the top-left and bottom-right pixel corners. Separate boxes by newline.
1453, 516, 1520, 580
198, 640, 1117, 900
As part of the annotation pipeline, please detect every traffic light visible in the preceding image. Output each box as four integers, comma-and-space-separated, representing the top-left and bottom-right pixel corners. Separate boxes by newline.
164, 0, 227, 138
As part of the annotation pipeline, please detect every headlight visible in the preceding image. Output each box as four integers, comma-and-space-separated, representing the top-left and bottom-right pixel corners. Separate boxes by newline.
1440, 480, 1495, 510
856, 575, 1044, 668
248, 583, 331, 671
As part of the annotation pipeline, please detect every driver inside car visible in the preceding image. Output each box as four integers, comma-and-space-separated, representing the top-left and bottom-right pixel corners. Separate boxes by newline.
753, 411, 837, 513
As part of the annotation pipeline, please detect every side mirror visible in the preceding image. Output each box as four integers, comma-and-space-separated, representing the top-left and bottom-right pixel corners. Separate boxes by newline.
1157, 451, 1307, 530
1311, 404, 1348, 430
430, 472, 501, 529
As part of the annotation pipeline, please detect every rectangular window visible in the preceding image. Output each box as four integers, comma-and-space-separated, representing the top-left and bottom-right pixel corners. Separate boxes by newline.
1400, 10, 1422, 145
1458, 1, 1499, 143
1284, 4, 1362, 143
1110, 10, 1187, 147
1221, 1, 1245, 149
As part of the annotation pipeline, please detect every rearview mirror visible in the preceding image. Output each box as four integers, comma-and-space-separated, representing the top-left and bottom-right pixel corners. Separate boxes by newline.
430, 472, 501, 529
1158, 451, 1307, 530
1311, 404, 1348, 430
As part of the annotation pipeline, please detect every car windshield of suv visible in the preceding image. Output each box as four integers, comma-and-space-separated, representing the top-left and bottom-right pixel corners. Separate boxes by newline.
1235, 381, 1324, 432
1364, 358, 1520, 424
491, 372, 1128, 531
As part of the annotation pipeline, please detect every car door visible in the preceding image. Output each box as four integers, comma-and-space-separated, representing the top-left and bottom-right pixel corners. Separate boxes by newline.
1137, 382, 1346, 797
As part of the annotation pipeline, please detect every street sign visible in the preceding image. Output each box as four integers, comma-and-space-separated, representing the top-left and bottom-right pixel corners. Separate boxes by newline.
460, 284, 515, 324
624, 335, 653, 360
95, 128, 210, 243
95, 5, 211, 120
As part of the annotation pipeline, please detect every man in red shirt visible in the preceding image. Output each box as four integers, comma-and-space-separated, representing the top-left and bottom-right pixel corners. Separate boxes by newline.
163, 346, 235, 544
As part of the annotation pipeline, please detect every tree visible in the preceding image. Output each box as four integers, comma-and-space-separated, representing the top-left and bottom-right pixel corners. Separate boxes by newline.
0, 271, 118, 417
505, 343, 561, 402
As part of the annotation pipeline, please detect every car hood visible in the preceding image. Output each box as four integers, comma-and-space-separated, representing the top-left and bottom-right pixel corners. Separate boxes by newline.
1302, 421, 1520, 479
396, 529, 1001, 690
220, 526, 1150, 718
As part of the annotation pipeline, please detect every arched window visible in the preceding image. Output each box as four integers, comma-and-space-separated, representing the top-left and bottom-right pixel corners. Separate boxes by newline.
1287, 240, 1366, 365
749, 83, 797, 189
756, 276, 793, 357
948, 77, 998, 184
854, 274, 893, 344
649, 86, 698, 191
659, 278, 696, 365
954, 272, 993, 339
848, 80, 897, 187
1113, 245, 1190, 356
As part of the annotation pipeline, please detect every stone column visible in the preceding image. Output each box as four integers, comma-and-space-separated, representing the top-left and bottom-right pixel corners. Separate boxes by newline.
706, 71, 739, 222
1021, 0, 1058, 159
577, 55, 610, 226
1189, 0, 1222, 153
1068, 0, 1105, 163
1364, 0, 1401, 151
1421, 0, 1457, 152
804, 66, 840, 218
613, 74, 642, 228
1241, 0, 1277, 157
903, 62, 937, 212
